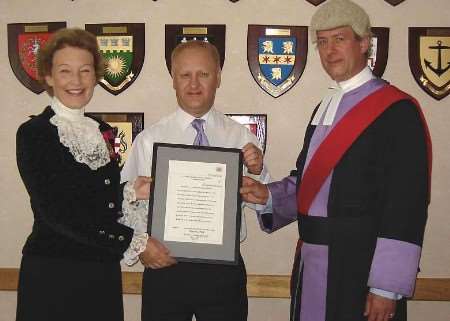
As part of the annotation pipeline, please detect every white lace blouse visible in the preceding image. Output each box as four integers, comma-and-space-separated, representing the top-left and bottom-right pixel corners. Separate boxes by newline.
49, 97, 147, 260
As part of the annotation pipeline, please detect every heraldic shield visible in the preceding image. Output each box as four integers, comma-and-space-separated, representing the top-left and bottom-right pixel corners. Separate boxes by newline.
85, 112, 144, 166
305, 0, 328, 6
85, 23, 145, 95
368, 27, 389, 78
248, 25, 308, 98
165, 25, 226, 75
409, 27, 450, 100
8, 22, 66, 94
384, 0, 405, 6
226, 114, 267, 154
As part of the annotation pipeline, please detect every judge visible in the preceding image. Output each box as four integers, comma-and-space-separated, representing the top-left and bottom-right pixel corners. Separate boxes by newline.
240, 1, 431, 321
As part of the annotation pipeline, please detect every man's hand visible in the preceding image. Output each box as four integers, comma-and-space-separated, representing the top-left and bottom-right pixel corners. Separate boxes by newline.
134, 176, 152, 200
364, 292, 396, 321
242, 143, 263, 175
240, 176, 269, 204
139, 237, 177, 269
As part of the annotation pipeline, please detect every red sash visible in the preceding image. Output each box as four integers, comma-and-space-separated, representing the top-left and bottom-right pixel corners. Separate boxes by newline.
297, 84, 432, 215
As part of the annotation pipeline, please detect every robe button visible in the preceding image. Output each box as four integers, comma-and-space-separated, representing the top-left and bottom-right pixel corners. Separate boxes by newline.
118, 235, 125, 241
104, 178, 111, 185
108, 202, 115, 209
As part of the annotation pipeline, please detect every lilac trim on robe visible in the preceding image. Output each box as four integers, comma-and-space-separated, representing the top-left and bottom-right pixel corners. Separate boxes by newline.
297, 79, 386, 321
368, 237, 422, 296
304, 79, 386, 217
299, 243, 328, 321
259, 176, 298, 233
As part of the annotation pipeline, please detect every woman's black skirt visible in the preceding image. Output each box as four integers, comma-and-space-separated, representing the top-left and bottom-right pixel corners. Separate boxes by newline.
16, 255, 124, 321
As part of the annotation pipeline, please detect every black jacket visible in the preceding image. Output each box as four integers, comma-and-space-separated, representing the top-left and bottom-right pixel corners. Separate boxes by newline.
16, 106, 133, 262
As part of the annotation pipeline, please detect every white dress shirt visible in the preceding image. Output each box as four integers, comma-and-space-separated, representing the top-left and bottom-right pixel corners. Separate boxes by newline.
122, 107, 268, 180
120, 106, 270, 265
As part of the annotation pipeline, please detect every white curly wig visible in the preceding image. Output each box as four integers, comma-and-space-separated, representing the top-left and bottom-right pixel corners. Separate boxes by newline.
310, 0, 371, 43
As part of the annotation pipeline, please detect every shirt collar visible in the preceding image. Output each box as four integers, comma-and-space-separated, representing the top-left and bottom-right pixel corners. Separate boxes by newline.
311, 67, 375, 126
175, 106, 214, 131
336, 66, 375, 93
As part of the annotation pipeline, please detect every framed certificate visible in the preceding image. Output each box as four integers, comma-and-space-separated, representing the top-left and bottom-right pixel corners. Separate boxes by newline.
148, 143, 243, 265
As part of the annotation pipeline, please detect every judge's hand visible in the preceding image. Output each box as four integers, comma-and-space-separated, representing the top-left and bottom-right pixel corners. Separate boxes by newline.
240, 176, 269, 205
139, 237, 177, 269
134, 176, 152, 200
242, 143, 263, 175
364, 292, 396, 321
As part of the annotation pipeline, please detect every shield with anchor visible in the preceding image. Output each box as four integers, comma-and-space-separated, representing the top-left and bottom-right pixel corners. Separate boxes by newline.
409, 27, 450, 100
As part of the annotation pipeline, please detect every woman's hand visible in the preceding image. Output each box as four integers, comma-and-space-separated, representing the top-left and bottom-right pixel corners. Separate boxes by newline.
139, 237, 177, 269
134, 176, 152, 200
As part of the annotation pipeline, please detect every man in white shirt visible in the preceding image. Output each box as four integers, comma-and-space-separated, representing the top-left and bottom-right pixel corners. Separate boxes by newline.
121, 40, 269, 321
240, 1, 431, 321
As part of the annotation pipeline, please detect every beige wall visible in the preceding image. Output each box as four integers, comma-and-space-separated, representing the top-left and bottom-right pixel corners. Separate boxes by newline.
1, 0, 449, 320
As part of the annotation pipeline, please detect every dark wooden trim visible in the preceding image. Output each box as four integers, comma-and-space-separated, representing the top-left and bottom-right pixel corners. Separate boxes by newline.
0, 268, 18, 291
1, 268, 449, 301
412, 277, 450, 301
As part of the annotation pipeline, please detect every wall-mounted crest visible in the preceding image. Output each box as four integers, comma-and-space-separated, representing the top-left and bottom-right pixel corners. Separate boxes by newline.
165, 24, 226, 74
409, 27, 450, 100
305, 0, 327, 6
248, 25, 308, 98
7, 22, 66, 94
368, 27, 389, 77
384, 0, 405, 6
85, 23, 145, 95
86, 112, 144, 165
226, 114, 267, 154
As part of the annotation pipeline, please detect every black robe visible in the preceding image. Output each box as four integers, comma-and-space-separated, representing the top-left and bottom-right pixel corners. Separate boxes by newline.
262, 86, 430, 321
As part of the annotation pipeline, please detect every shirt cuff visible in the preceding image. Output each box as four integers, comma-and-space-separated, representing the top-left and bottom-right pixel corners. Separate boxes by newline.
369, 287, 403, 300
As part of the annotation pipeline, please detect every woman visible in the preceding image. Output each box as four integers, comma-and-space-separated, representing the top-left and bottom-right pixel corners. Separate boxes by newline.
15, 28, 147, 321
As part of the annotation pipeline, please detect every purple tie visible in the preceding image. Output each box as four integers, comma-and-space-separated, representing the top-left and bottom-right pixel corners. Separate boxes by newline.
192, 118, 209, 146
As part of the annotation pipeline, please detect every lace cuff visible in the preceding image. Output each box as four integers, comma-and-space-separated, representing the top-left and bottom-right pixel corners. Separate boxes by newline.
123, 180, 137, 203
120, 180, 148, 232
120, 180, 150, 265
122, 232, 149, 266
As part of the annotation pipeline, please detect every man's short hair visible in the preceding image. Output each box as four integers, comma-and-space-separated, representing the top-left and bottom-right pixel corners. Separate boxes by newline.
310, 0, 371, 43
170, 40, 221, 75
